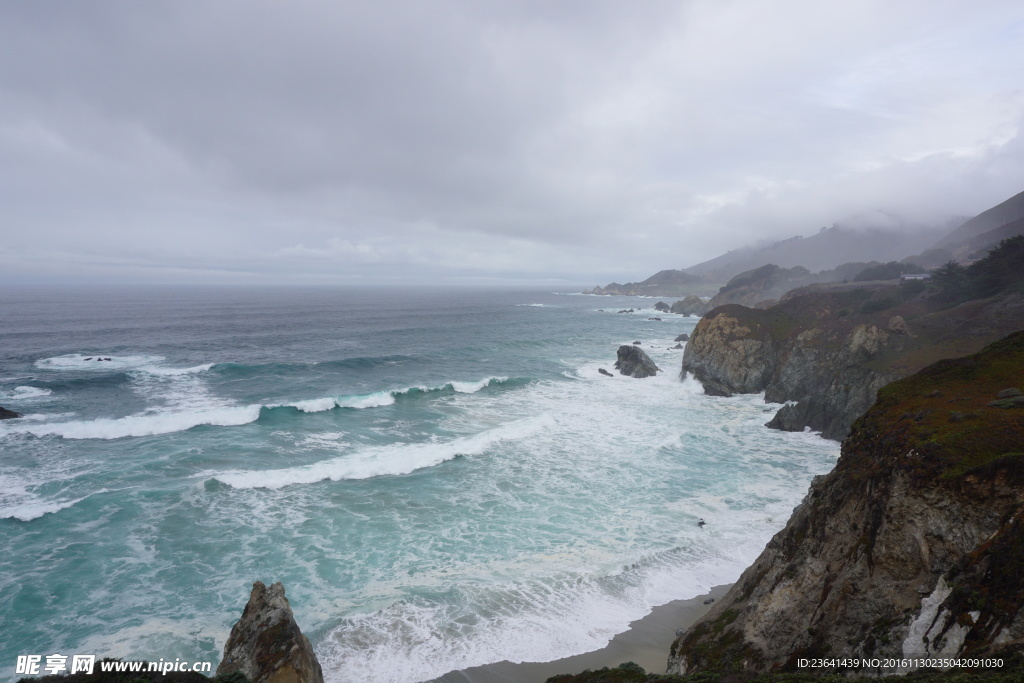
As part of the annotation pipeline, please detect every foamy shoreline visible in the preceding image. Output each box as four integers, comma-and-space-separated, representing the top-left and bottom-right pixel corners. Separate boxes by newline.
428, 583, 733, 683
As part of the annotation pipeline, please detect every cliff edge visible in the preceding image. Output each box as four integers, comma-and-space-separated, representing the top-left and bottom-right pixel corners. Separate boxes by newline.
682, 285, 1024, 439
668, 331, 1024, 676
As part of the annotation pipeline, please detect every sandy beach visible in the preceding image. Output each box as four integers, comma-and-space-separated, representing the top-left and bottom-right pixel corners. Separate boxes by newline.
429, 583, 733, 683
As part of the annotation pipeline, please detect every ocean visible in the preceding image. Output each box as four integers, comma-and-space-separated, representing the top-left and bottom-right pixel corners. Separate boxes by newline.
0, 286, 839, 683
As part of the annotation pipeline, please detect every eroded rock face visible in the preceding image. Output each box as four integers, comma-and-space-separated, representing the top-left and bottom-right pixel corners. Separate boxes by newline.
217, 582, 324, 683
682, 288, 1024, 439
668, 332, 1024, 677
614, 345, 660, 378
680, 308, 777, 397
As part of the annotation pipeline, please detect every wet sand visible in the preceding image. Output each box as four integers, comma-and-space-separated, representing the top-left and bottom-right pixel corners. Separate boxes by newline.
429, 583, 733, 683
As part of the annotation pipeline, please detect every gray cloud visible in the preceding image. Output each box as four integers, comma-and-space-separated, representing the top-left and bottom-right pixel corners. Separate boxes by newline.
2, 0, 1023, 284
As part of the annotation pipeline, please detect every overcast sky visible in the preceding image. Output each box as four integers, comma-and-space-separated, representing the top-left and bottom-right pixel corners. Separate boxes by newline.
2, 1, 1023, 286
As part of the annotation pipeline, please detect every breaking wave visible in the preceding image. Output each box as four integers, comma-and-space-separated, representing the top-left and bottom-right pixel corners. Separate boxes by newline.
210, 414, 554, 489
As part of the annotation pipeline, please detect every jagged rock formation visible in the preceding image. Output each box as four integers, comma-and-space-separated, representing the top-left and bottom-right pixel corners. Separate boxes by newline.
682, 273, 1024, 439
614, 345, 660, 378
668, 332, 1024, 677
670, 295, 709, 316
0, 405, 22, 419
217, 582, 324, 683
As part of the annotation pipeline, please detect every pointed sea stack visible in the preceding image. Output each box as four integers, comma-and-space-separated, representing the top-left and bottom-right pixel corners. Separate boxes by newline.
217, 582, 324, 683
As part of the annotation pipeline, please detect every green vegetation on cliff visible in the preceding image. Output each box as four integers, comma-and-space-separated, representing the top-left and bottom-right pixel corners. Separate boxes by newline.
848, 329, 1024, 480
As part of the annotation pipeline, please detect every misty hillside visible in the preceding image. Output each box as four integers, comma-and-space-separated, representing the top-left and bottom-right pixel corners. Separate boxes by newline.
935, 189, 1024, 248
684, 224, 947, 282
588, 268, 704, 296
906, 191, 1024, 267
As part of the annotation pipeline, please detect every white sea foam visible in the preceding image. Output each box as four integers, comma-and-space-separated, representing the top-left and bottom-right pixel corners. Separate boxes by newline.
35, 353, 213, 377
35, 354, 164, 371
4, 405, 262, 440
290, 397, 340, 413
316, 541, 763, 683
0, 386, 52, 400
1, 496, 90, 522
283, 377, 509, 412
449, 376, 508, 393
141, 363, 215, 376
0, 375, 513, 440
212, 414, 554, 489
335, 391, 397, 409
0, 462, 101, 521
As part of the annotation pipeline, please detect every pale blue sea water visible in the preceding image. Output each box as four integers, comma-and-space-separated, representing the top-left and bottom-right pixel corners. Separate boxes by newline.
0, 286, 839, 683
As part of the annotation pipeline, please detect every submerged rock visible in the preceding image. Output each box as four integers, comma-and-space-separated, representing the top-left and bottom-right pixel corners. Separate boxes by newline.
0, 405, 22, 420
598, 368, 613, 377
217, 582, 324, 683
614, 345, 660, 378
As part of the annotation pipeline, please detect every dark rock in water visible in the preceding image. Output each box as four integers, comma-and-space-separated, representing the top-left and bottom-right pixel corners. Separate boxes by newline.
670, 295, 710, 317
598, 368, 613, 377
0, 405, 22, 420
217, 581, 324, 683
703, 597, 714, 604
672, 343, 683, 349
997, 387, 1022, 398
632, 340, 641, 345
84, 357, 93, 361
614, 345, 660, 378
654, 301, 671, 312
765, 402, 810, 432
647, 317, 662, 321
674, 333, 690, 342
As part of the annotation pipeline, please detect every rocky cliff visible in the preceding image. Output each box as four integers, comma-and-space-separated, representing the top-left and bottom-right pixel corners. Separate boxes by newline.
217, 582, 324, 683
668, 331, 1024, 677
682, 276, 1024, 439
